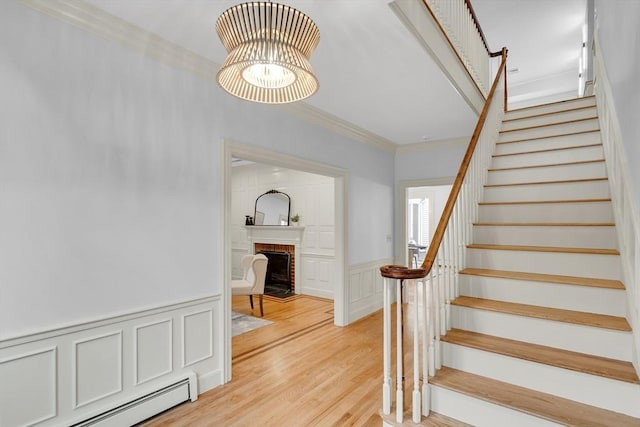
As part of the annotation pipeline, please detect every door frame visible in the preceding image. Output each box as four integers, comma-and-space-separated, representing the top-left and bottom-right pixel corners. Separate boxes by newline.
222, 139, 348, 382
396, 177, 455, 268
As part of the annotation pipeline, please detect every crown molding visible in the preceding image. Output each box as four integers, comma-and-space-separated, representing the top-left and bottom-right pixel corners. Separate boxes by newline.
396, 136, 469, 153
20, 0, 398, 153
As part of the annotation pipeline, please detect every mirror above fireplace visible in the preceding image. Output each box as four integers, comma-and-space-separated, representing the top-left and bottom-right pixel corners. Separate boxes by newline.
254, 190, 291, 226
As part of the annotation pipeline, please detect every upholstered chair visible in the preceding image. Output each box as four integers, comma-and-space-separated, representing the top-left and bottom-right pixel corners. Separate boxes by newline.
231, 254, 268, 317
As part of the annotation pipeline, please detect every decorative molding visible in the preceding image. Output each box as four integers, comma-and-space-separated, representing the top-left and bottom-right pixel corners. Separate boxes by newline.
0, 346, 57, 427
134, 319, 173, 386
0, 298, 220, 427
348, 258, 392, 323
0, 295, 220, 348
181, 309, 214, 368
19, 0, 398, 152
396, 136, 470, 153
73, 331, 123, 409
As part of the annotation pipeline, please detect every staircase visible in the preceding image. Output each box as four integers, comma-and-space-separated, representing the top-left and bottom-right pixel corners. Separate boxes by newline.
427, 96, 640, 426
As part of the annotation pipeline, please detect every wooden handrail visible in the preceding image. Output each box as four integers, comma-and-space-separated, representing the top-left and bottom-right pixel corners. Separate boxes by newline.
381, 47, 508, 280
464, 0, 493, 55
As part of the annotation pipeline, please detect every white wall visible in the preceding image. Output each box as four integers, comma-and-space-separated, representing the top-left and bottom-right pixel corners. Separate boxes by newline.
0, 0, 394, 338
231, 163, 336, 298
594, 0, 640, 204
395, 139, 467, 183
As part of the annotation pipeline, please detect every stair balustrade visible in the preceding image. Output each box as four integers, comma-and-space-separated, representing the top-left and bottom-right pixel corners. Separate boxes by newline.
380, 48, 507, 424
422, 0, 499, 97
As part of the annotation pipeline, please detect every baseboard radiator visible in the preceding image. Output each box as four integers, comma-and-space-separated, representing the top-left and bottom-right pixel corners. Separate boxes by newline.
72, 373, 198, 427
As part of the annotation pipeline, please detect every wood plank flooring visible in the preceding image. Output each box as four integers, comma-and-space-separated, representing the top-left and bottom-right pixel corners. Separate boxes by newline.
142, 295, 443, 427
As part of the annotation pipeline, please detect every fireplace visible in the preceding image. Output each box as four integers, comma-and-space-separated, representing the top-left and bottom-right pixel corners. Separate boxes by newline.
244, 225, 304, 297
257, 251, 292, 295
254, 243, 295, 295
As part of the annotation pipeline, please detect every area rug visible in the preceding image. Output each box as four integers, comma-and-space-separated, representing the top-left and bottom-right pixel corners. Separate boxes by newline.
232, 311, 273, 337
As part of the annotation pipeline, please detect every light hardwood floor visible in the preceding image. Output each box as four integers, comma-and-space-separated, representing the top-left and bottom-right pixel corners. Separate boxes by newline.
142, 295, 383, 426
141, 295, 464, 426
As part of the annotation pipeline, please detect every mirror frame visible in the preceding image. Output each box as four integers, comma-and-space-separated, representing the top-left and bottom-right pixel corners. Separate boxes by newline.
254, 189, 291, 226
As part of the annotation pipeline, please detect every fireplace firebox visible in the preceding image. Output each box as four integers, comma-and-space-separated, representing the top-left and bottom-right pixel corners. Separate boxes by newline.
257, 250, 292, 296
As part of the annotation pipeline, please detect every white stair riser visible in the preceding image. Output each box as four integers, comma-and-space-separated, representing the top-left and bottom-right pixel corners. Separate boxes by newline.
442, 343, 640, 418
458, 275, 626, 316
472, 225, 618, 249
491, 145, 604, 169
505, 97, 596, 120
499, 118, 599, 143
483, 180, 610, 203
431, 385, 561, 427
494, 131, 601, 155
450, 306, 632, 360
465, 248, 621, 279
487, 161, 606, 185
501, 106, 597, 131
478, 201, 614, 223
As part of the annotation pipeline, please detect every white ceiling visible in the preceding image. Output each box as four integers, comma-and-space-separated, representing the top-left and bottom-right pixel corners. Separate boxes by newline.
84, 0, 586, 146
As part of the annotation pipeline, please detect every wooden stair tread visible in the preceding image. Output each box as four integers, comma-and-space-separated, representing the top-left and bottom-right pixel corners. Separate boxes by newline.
467, 243, 620, 255
473, 222, 614, 226
503, 105, 596, 123
485, 177, 607, 187
499, 116, 598, 134
430, 367, 640, 427
451, 296, 631, 331
506, 95, 595, 114
459, 268, 625, 290
496, 129, 600, 145
441, 329, 639, 384
488, 159, 604, 172
479, 198, 611, 206
492, 143, 602, 157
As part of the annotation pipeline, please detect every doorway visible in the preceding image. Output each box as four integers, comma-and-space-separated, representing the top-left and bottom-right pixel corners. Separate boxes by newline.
223, 140, 347, 382
398, 178, 454, 269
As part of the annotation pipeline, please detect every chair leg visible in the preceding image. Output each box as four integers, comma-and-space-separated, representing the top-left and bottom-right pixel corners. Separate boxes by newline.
259, 295, 264, 317
249, 295, 254, 310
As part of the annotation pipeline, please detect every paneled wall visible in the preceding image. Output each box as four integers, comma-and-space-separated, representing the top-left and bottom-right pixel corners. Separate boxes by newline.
0, 297, 222, 426
348, 258, 393, 322
231, 163, 336, 299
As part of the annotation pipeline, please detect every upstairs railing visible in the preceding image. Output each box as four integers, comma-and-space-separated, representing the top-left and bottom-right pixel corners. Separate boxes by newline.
422, 0, 501, 97
380, 47, 507, 423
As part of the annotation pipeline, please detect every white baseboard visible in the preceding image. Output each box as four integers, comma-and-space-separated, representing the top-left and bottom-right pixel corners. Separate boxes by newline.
197, 369, 223, 394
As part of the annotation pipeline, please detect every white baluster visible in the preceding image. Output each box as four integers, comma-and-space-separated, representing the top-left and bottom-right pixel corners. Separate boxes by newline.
412, 279, 421, 423
382, 277, 392, 415
421, 276, 430, 414
396, 280, 403, 423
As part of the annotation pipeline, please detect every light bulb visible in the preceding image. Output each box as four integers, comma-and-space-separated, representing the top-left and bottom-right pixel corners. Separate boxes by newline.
242, 63, 297, 89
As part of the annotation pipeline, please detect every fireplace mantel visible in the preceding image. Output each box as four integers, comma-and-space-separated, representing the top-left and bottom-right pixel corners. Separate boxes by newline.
244, 225, 305, 246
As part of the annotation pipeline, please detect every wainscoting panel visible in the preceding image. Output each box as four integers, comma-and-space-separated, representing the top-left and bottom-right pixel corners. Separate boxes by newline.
182, 309, 213, 367
74, 331, 123, 408
0, 347, 57, 427
135, 319, 173, 385
348, 258, 392, 323
0, 296, 222, 427
299, 254, 335, 299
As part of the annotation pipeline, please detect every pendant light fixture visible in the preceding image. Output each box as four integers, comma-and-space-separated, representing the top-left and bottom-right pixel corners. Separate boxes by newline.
215, 2, 320, 104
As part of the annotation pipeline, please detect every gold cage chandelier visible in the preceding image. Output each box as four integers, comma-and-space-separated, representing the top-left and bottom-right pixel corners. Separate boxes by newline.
215, 2, 320, 104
